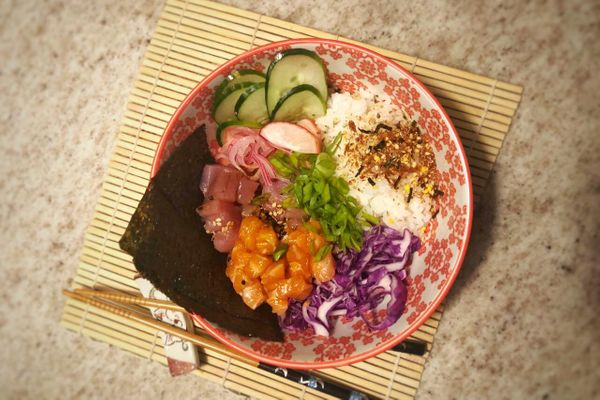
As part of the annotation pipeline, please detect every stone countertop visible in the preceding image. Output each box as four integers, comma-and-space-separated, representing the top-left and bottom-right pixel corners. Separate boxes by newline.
0, 0, 598, 399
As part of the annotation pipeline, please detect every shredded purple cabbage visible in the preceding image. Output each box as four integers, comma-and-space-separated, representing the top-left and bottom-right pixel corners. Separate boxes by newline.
281, 225, 420, 335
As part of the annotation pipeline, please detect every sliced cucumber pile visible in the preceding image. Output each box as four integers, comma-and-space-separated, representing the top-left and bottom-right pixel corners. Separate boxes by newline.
214, 70, 265, 104
212, 82, 259, 124
271, 84, 326, 121
235, 83, 268, 124
265, 49, 328, 118
212, 48, 328, 144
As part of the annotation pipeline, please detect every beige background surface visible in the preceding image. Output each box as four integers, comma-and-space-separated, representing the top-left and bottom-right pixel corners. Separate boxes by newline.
0, 0, 598, 399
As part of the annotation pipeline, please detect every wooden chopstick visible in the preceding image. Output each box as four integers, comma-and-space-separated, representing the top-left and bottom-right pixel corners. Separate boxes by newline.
63, 288, 372, 399
73, 288, 185, 312
72, 288, 428, 356
63, 289, 252, 365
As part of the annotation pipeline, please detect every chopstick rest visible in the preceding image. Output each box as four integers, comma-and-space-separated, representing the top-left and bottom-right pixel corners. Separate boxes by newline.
135, 277, 199, 376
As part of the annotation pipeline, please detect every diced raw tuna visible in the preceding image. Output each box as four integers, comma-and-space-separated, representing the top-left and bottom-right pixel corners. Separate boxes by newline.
196, 199, 231, 218
200, 202, 241, 234
237, 177, 259, 205
210, 166, 243, 202
199, 164, 221, 197
213, 226, 240, 253
198, 164, 259, 252
201, 164, 258, 204
241, 204, 259, 217
197, 199, 242, 253
285, 208, 306, 229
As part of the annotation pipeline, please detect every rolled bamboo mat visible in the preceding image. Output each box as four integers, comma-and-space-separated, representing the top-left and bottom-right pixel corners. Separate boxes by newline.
60, 0, 523, 399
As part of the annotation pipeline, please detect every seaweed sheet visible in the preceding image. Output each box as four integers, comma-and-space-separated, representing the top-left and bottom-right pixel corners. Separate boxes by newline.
120, 126, 283, 342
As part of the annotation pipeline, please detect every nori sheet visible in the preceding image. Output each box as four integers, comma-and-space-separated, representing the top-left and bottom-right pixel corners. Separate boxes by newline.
119, 126, 283, 342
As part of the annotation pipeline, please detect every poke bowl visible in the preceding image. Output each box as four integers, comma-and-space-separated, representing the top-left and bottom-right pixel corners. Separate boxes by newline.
151, 38, 472, 369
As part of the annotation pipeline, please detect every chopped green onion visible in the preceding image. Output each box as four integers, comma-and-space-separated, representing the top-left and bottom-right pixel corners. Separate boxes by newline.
288, 152, 299, 168
315, 152, 335, 178
326, 132, 344, 154
303, 220, 319, 233
250, 192, 270, 206
267, 148, 380, 250
282, 197, 297, 208
314, 244, 333, 262
272, 243, 289, 261
362, 212, 379, 225
322, 183, 331, 203
269, 152, 294, 177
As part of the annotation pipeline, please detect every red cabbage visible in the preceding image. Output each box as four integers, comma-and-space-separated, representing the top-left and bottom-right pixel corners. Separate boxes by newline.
280, 225, 420, 335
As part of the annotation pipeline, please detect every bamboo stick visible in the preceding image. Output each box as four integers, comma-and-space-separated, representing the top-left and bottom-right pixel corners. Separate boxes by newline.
134, 79, 187, 102
127, 94, 178, 116
109, 152, 152, 173
74, 288, 185, 311
106, 163, 151, 185
64, 289, 252, 364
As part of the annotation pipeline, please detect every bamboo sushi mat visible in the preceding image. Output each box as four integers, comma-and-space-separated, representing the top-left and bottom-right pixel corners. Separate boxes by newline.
60, 0, 523, 399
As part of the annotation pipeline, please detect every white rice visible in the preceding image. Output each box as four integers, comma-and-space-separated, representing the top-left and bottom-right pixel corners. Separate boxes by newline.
316, 87, 433, 233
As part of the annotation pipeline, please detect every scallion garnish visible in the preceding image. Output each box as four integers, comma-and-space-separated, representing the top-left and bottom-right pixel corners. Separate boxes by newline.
268, 148, 377, 250
272, 243, 289, 261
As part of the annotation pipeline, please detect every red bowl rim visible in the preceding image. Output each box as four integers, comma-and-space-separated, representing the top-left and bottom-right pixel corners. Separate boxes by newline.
150, 38, 473, 370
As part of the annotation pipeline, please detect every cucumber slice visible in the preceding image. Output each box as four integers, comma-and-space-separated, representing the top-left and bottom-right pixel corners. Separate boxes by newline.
215, 70, 265, 104
235, 83, 269, 124
266, 49, 327, 116
271, 84, 326, 122
216, 120, 262, 146
212, 82, 259, 124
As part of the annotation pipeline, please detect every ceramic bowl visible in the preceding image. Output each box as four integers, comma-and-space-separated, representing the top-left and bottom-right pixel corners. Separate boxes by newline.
152, 38, 473, 369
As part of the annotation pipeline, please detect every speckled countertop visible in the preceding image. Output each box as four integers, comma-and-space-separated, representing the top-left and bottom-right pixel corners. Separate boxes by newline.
0, 0, 598, 399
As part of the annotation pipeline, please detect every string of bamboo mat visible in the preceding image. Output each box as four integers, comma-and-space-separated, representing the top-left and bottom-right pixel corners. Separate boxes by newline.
60, 0, 522, 398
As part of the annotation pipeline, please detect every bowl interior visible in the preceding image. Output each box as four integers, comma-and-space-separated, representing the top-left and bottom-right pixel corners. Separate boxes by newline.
153, 39, 472, 369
